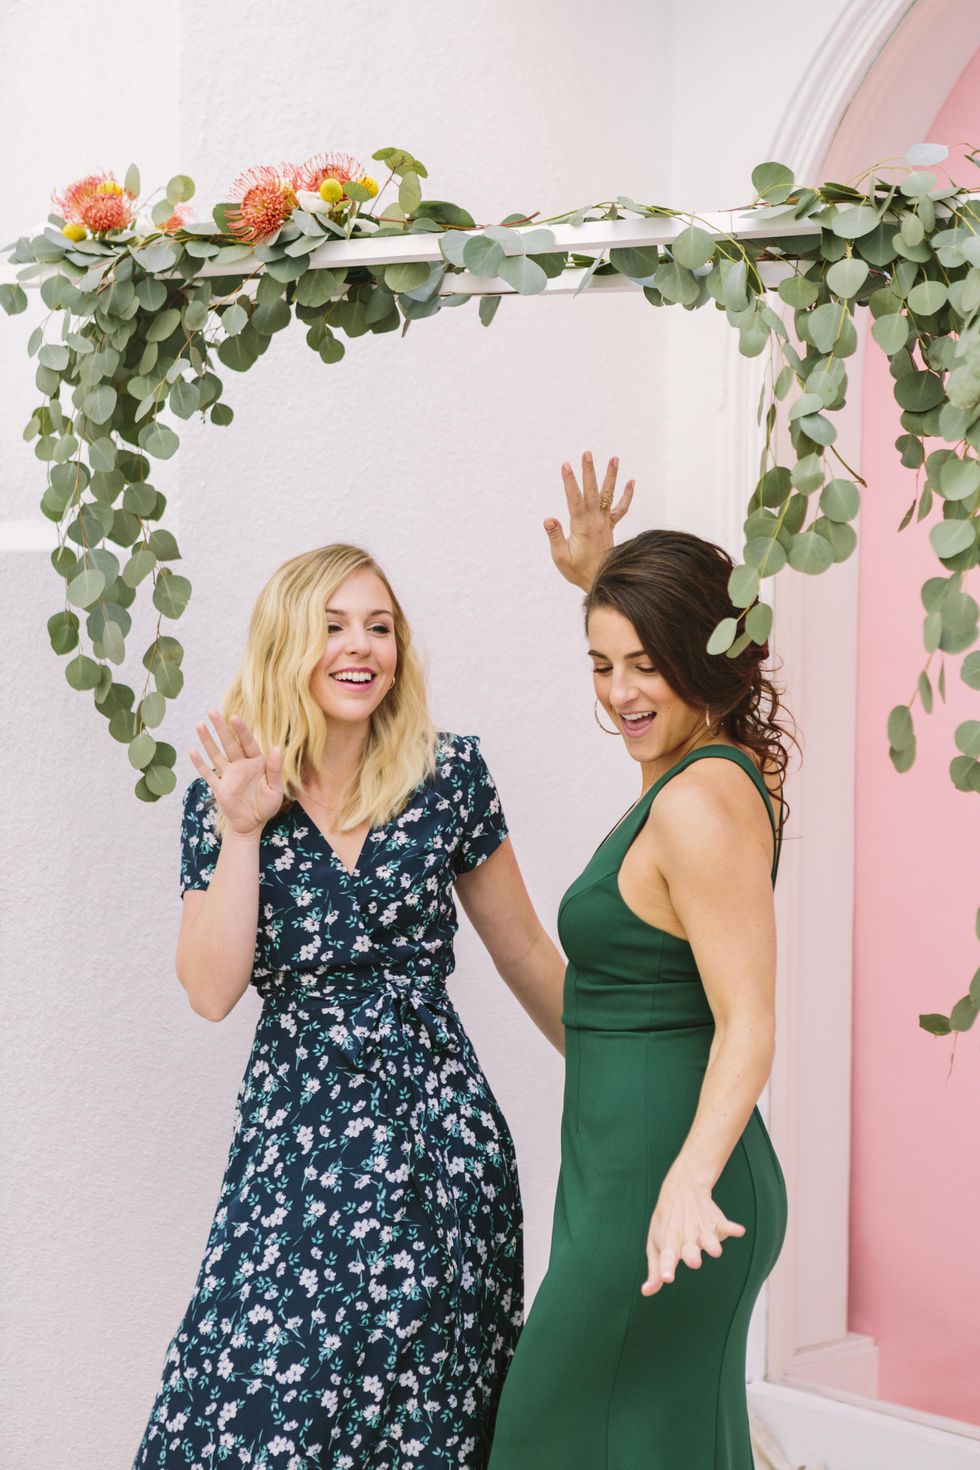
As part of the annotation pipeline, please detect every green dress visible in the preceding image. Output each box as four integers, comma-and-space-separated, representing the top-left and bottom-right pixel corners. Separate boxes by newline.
487, 745, 787, 1470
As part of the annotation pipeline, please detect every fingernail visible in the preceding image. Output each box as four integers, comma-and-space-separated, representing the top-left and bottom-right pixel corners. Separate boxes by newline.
562, 462, 570, 473
612, 456, 619, 467
585, 451, 593, 463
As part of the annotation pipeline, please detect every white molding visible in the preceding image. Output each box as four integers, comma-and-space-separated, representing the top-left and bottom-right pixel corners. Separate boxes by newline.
741, 0, 980, 1454
767, 0, 919, 174
749, 1381, 980, 1470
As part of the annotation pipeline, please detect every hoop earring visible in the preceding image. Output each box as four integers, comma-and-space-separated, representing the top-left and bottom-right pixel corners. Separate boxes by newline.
704, 706, 713, 733
594, 699, 619, 735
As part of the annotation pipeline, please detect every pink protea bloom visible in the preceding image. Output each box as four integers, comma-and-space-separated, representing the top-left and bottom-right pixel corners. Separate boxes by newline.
226, 163, 300, 243
52, 171, 136, 233
297, 151, 366, 193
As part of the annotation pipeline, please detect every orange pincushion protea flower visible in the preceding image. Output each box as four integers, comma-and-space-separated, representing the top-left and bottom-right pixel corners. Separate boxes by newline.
52, 172, 136, 235
297, 151, 366, 193
226, 163, 300, 243
160, 203, 192, 233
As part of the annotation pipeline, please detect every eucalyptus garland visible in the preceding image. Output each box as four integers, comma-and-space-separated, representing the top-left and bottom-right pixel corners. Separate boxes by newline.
2, 143, 978, 1036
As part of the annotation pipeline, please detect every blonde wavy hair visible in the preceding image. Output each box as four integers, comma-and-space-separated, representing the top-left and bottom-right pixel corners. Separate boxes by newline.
215, 544, 438, 835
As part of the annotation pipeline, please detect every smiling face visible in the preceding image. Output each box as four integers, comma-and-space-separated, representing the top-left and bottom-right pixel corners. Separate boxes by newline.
587, 604, 710, 770
309, 567, 399, 727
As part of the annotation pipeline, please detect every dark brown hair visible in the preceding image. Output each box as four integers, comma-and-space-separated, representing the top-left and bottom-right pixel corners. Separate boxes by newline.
586, 529, 799, 828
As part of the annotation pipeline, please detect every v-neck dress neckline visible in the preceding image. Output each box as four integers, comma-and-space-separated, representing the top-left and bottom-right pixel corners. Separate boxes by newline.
292, 799, 376, 879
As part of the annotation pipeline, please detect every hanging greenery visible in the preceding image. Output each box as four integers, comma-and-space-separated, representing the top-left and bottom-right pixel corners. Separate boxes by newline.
1, 143, 977, 1036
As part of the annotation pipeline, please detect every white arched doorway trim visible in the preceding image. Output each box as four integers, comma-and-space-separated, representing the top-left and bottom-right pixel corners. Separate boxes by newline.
742, 2, 980, 1466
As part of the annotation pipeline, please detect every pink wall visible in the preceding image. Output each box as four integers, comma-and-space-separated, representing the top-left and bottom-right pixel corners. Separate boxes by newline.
849, 50, 980, 1426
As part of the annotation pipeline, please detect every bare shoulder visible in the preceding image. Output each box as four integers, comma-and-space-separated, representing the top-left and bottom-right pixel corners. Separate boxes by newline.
648, 747, 779, 859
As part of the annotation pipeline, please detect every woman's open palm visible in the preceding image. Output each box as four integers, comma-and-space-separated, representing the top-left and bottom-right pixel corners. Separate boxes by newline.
544, 450, 635, 589
189, 709, 283, 835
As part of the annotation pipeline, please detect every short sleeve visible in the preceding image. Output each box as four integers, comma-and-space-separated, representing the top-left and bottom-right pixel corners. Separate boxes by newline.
179, 778, 221, 895
452, 735, 510, 875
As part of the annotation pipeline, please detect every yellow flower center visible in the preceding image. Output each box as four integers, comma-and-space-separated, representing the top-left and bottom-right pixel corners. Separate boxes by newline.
319, 178, 344, 204
95, 180, 124, 196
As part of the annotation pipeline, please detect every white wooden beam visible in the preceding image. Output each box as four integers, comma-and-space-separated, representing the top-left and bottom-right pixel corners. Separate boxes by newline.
295, 209, 822, 274
1, 209, 818, 292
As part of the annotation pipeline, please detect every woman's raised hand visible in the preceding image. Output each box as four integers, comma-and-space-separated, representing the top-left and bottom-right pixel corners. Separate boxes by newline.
188, 710, 284, 836
544, 450, 635, 590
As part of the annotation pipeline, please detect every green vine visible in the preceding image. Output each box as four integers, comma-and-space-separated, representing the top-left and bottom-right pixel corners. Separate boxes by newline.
1, 143, 978, 1038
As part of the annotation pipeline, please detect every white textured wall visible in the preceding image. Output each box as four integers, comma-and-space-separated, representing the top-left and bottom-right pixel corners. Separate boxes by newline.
0, 1, 848, 1465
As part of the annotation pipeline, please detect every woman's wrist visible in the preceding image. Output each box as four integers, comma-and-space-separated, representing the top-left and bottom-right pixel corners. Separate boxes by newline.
665, 1154, 717, 1191
222, 822, 264, 845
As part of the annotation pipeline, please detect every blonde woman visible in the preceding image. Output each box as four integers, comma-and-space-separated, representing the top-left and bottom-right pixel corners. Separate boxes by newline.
133, 544, 565, 1470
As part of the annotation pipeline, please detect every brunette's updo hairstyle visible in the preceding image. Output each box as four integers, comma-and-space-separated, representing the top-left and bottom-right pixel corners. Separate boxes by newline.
587, 529, 799, 825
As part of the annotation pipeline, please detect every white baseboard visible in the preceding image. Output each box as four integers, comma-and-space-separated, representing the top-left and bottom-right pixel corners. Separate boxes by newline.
749, 1380, 980, 1470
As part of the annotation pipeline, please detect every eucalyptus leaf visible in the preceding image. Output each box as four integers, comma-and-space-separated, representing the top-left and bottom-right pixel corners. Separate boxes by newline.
707, 618, 737, 655
65, 655, 102, 691
832, 205, 881, 239
439, 232, 470, 268
499, 255, 547, 295
888, 704, 914, 750
906, 143, 948, 167
152, 571, 191, 618
778, 274, 819, 309
751, 161, 795, 200
743, 538, 787, 574
950, 755, 979, 790
899, 170, 937, 198
788, 531, 834, 574
478, 295, 501, 327
146, 308, 182, 342
728, 564, 760, 608
67, 567, 105, 608
808, 302, 847, 353
894, 371, 945, 412
609, 245, 661, 279
937, 456, 980, 501
826, 257, 869, 298
930, 519, 976, 559
384, 261, 430, 293
907, 279, 948, 315
672, 225, 715, 270
139, 423, 180, 460
819, 478, 861, 522
746, 601, 773, 642
463, 236, 505, 277
872, 314, 910, 355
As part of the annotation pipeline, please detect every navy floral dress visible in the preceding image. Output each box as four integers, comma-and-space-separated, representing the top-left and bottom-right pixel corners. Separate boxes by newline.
134, 732, 523, 1470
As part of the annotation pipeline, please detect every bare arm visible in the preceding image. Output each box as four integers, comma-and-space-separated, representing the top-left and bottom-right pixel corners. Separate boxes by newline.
454, 837, 567, 1054
176, 711, 283, 1022
640, 766, 777, 1293
176, 828, 263, 1021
